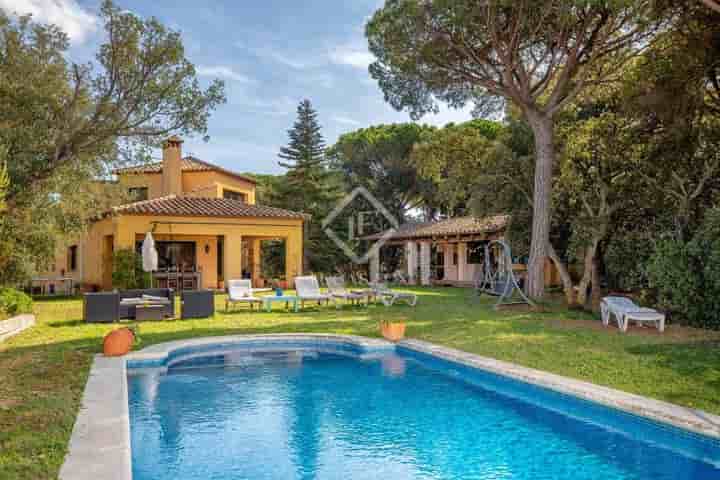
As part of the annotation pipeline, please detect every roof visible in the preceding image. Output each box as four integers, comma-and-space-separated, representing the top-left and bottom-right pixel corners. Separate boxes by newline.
363, 215, 509, 241
113, 156, 257, 184
107, 195, 305, 220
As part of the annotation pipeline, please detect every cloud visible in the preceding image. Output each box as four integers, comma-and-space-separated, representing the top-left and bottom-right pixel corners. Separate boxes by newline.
329, 45, 375, 69
235, 42, 318, 70
332, 115, 362, 127
419, 103, 475, 128
0, 0, 98, 44
196, 66, 252, 83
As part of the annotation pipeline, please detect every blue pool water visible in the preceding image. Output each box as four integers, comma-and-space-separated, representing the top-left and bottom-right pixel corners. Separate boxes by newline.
128, 345, 720, 480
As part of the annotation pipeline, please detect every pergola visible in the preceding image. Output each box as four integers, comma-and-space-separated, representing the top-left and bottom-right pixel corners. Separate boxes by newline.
364, 215, 509, 286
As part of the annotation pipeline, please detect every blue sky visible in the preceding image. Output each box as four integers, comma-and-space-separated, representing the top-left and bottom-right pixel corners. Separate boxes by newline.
0, 0, 474, 174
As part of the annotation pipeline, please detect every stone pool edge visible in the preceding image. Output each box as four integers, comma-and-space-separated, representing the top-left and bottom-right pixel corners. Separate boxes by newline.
399, 338, 720, 440
59, 333, 720, 480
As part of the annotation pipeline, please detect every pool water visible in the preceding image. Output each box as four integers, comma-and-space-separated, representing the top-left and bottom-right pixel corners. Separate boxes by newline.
128, 348, 720, 480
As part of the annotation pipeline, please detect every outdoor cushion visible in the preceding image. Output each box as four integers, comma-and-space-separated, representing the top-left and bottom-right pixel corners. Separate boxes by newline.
142, 294, 170, 303
120, 297, 145, 306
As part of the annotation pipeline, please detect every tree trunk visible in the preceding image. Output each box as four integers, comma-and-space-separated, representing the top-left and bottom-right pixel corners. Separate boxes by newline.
576, 243, 597, 307
548, 244, 575, 306
526, 114, 556, 299
590, 254, 602, 312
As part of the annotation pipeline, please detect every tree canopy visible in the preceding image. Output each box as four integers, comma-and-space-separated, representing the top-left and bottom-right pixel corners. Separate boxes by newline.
0, 0, 226, 284
366, 0, 661, 298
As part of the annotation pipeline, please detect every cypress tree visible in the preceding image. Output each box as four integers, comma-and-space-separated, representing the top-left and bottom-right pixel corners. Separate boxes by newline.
274, 99, 343, 273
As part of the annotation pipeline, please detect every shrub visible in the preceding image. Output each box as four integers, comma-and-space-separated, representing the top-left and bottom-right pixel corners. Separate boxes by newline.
604, 230, 654, 292
0, 287, 33, 316
647, 208, 720, 329
111, 248, 150, 290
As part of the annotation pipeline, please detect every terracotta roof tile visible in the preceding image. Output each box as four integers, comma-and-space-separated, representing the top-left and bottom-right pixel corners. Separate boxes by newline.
364, 215, 509, 241
109, 195, 305, 220
114, 156, 257, 184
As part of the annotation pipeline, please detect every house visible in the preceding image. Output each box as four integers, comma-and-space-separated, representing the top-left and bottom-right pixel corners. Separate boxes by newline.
37, 136, 304, 293
364, 215, 561, 287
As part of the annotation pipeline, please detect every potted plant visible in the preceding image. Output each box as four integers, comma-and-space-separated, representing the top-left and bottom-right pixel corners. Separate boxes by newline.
271, 278, 284, 296
103, 325, 137, 356
380, 316, 407, 342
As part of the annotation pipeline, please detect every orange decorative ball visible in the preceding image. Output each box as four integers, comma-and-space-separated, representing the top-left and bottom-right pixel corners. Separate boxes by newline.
380, 321, 406, 342
103, 328, 135, 357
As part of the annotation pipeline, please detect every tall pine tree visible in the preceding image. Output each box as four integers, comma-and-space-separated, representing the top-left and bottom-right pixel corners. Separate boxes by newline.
274, 99, 343, 273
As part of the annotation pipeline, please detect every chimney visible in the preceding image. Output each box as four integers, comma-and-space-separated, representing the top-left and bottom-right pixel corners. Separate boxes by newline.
161, 135, 183, 196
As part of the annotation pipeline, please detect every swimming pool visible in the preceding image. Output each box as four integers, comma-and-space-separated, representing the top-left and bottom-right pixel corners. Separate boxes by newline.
126, 337, 720, 480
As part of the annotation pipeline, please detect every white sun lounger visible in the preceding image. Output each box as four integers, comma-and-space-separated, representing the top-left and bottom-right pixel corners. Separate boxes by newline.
295, 276, 335, 309
372, 282, 417, 307
601, 296, 665, 333
326, 276, 368, 308
225, 279, 264, 311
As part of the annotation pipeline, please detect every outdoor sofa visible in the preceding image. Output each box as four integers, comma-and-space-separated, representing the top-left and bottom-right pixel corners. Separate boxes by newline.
84, 288, 175, 323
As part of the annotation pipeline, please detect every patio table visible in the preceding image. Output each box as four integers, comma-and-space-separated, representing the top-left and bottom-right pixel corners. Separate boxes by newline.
263, 295, 299, 313
135, 304, 166, 321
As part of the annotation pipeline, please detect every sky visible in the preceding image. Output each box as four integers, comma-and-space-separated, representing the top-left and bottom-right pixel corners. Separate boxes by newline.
0, 0, 475, 174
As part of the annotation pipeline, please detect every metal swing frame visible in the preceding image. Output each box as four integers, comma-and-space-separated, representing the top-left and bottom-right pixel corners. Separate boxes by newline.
475, 239, 534, 309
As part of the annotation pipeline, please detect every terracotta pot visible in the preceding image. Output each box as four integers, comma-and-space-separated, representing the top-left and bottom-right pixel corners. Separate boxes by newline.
103, 328, 135, 357
380, 322, 406, 342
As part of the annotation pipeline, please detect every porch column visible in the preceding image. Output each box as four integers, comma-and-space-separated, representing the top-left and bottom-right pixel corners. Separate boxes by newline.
224, 232, 243, 282
406, 241, 418, 284
285, 228, 303, 288
420, 241, 431, 286
251, 238, 262, 287
443, 244, 453, 281
369, 250, 380, 283
457, 242, 468, 282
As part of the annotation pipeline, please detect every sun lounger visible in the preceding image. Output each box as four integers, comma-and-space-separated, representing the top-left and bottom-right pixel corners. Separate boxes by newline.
372, 282, 417, 307
601, 296, 665, 332
226, 279, 264, 311
294, 276, 335, 309
326, 276, 368, 307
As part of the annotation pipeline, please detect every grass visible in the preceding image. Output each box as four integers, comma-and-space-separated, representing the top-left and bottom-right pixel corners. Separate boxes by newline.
1, 287, 719, 479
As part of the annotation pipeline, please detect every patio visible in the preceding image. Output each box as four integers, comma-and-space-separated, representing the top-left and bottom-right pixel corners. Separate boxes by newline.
1, 287, 719, 478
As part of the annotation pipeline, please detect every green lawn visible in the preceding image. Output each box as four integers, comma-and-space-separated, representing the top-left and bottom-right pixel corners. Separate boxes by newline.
1, 287, 719, 479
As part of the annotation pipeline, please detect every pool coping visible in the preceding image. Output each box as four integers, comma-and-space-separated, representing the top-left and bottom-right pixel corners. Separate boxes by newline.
59, 334, 720, 480
399, 339, 720, 440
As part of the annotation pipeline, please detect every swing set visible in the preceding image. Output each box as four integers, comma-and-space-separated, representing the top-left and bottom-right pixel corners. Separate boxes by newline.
474, 239, 534, 309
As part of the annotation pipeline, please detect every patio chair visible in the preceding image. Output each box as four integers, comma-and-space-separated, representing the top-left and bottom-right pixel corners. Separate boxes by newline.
83, 292, 119, 323
294, 276, 335, 309
226, 279, 264, 311
601, 296, 665, 333
372, 282, 418, 307
181, 290, 215, 319
326, 276, 368, 308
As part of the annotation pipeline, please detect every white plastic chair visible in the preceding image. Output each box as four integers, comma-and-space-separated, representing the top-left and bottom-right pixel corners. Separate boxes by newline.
225, 279, 263, 311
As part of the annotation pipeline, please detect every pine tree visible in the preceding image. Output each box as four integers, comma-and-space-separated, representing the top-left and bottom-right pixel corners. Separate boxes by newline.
274, 99, 343, 273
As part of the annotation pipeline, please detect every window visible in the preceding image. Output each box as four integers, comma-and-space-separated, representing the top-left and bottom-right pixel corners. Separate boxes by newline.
128, 187, 149, 201
223, 189, 246, 202
140, 241, 197, 271
67, 245, 78, 272
217, 236, 224, 281
467, 241, 486, 264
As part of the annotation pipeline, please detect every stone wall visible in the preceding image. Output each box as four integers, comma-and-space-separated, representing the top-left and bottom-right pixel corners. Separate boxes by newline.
0, 314, 35, 343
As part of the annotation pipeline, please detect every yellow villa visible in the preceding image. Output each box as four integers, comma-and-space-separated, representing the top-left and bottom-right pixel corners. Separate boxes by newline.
36, 136, 304, 293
